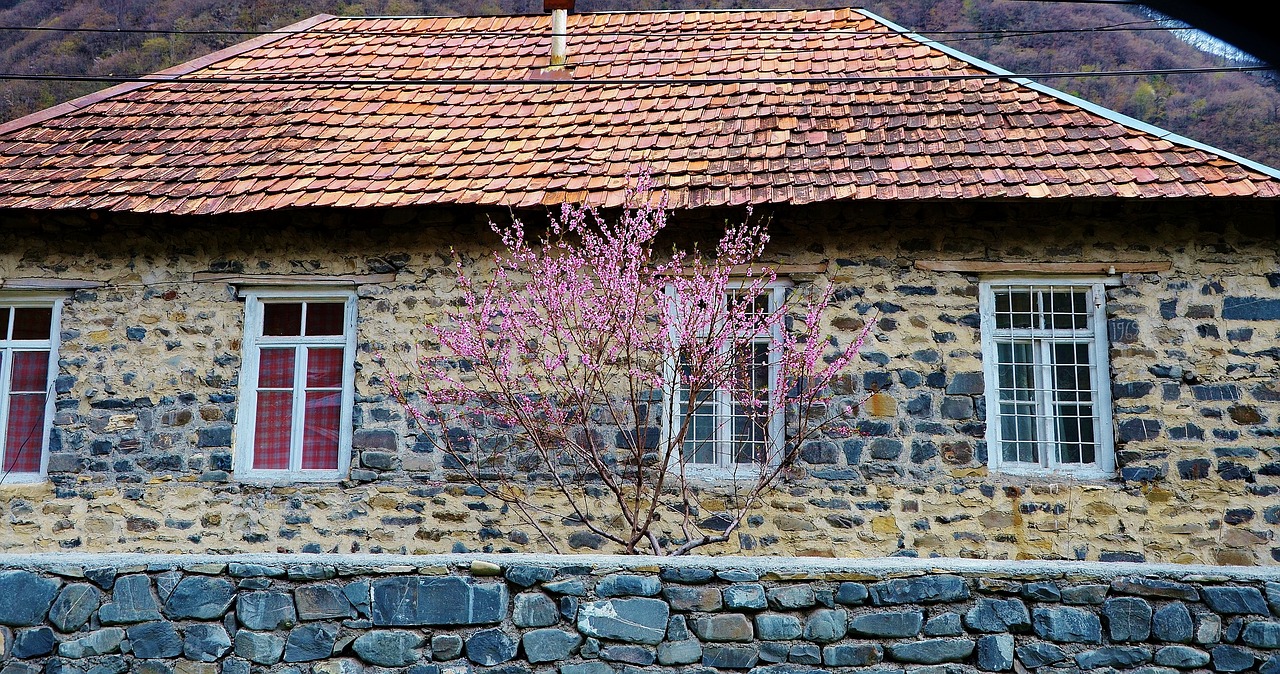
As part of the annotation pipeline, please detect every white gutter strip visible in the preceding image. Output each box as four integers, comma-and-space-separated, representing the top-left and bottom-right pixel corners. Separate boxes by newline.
858, 9, 1280, 181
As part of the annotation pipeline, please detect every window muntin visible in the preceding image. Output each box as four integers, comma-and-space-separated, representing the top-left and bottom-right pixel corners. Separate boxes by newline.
237, 292, 355, 480
0, 301, 61, 482
671, 285, 785, 472
981, 281, 1114, 476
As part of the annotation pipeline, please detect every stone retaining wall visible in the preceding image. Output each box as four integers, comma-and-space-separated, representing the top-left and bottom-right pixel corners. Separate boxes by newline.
1, 555, 1279, 674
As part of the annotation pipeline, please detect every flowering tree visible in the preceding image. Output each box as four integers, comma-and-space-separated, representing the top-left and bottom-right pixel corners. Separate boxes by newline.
384, 175, 870, 555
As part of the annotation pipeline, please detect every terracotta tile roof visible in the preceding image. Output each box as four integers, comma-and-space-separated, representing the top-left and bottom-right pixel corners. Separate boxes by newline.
0, 8, 1277, 214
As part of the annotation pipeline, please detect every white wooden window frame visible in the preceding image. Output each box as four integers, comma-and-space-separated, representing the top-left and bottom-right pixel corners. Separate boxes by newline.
979, 277, 1115, 478
235, 288, 357, 482
661, 283, 789, 481
0, 294, 63, 485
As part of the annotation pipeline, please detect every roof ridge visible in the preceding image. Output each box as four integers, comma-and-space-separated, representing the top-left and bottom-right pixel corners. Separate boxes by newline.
856, 8, 1280, 181
0, 13, 338, 139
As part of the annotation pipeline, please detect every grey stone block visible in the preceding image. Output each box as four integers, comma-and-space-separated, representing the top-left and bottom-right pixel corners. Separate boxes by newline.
835, 582, 869, 605
237, 591, 297, 631
59, 627, 124, 658
1032, 606, 1103, 644
0, 571, 60, 627
725, 584, 768, 610
295, 584, 355, 621
667, 615, 690, 640
803, 609, 847, 644
283, 624, 336, 662
523, 629, 582, 663
127, 621, 182, 658
560, 664, 615, 674
596, 575, 661, 598
164, 576, 234, 620
432, 634, 464, 660
1075, 646, 1153, 670
1111, 578, 1200, 601
1152, 603, 1193, 643
1016, 642, 1067, 667
352, 630, 422, 667
664, 586, 724, 612
1154, 646, 1210, 669
925, 612, 964, 636
756, 614, 803, 641
1211, 646, 1255, 672
599, 644, 655, 665
1243, 621, 1280, 649
850, 610, 924, 638
371, 577, 507, 626
965, 598, 1031, 633
977, 635, 1014, 672
464, 628, 517, 666
513, 593, 559, 628
1103, 597, 1153, 642
703, 645, 759, 669
12, 627, 56, 658
824, 644, 883, 667
578, 598, 668, 644
888, 639, 976, 664
1021, 582, 1062, 602
1061, 585, 1109, 605
788, 643, 822, 665
1203, 587, 1270, 615
660, 568, 715, 584
870, 575, 969, 605
767, 586, 816, 610
544, 579, 586, 596
49, 584, 100, 633
505, 566, 556, 588
183, 623, 232, 662
234, 630, 285, 665
694, 614, 754, 642
658, 640, 702, 665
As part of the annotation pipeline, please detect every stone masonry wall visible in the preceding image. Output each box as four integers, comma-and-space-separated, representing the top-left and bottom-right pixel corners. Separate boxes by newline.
0, 199, 1277, 562
1, 554, 1279, 674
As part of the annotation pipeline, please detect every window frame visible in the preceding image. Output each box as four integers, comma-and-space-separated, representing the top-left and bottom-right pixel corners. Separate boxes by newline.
0, 294, 63, 485
662, 282, 789, 481
979, 277, 1115, 478
235, 288, 357, 482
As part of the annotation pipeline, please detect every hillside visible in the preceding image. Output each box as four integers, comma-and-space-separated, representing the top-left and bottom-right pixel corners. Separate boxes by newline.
1, 0, 1277, 168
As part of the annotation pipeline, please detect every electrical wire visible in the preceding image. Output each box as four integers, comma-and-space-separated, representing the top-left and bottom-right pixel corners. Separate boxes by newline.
0, 64, 1267, 86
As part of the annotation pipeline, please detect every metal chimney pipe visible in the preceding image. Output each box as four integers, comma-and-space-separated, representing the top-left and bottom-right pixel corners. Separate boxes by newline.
544, 0, 574, 68
551, 8, 567, 67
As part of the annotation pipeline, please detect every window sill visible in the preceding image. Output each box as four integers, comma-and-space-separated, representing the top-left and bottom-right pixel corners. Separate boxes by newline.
235, 470, 346, 484
990, 464, 1114, 482
0, 473, 45, 485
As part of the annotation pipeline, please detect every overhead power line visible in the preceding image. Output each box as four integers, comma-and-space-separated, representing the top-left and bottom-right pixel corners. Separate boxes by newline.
0, 18, 1184, 40
0, 64, 1268, 86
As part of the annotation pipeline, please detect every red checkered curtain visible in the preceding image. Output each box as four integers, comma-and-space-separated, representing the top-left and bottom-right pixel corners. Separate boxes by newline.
4, 350, 48, 473
301, 348, 343, 470
253, 348, 295, 470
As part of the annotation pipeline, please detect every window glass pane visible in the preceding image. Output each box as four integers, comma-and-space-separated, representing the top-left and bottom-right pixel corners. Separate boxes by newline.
11, 307, 52, 340
994, 289, 1035, 329
996, 341, 1039, 463
1053, 342, 1096, 465
305, 302, 345, 336
9, 351, 49, 393
307, 348, 344, 388
257, 348, 296, 388
1047, 289, 1090, 330
4, 393, 45, 473
0, 308, 9, 339
262, 303, 303, 336
253, 391, 293, 470
681, 390, 716, 464
301, 391, 341, 470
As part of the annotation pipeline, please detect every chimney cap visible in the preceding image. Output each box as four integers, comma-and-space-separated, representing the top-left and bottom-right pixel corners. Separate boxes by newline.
544, 0, 575, 11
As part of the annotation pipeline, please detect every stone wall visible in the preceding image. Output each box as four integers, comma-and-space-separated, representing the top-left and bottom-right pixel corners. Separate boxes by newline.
1, 554, 1279, 674
0, 199, 1278, 562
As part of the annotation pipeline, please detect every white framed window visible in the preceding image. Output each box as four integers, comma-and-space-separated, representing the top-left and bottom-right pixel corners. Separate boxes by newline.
235, 289, 356, 481
980, 279, 1114, 477
0, 297, 62, 484
665, 284, 787, 477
